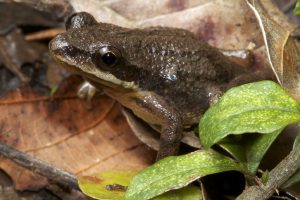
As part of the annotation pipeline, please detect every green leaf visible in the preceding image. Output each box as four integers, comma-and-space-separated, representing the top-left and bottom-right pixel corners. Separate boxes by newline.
245, 129, 282, 173
294, 0, 300, 15
218, 136, 246, 162
154, 186, 202, 200
125, 150, 247, 200
199, 81, 300, 148
219, 129, 282, 173
78, 171, 138, 200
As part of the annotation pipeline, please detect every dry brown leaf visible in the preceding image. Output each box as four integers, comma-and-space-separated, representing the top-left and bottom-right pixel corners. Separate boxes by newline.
247, 0, 300, 101
0, 77, 155, 190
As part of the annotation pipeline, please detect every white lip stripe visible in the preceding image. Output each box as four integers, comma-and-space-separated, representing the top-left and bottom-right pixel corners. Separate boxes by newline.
60, 56, 138, 90
86, 69, 138, 89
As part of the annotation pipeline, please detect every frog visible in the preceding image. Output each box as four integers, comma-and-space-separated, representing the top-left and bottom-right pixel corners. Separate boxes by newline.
49, 12, 262, 160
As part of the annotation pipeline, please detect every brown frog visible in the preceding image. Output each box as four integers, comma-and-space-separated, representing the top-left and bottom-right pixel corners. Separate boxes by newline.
49, 12, 261, 160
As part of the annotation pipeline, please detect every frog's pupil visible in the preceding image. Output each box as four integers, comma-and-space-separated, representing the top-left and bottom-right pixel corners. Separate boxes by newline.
102, 52, 116, 65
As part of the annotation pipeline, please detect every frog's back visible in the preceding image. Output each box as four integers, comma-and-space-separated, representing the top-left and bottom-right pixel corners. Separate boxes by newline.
118, 28, 243, 123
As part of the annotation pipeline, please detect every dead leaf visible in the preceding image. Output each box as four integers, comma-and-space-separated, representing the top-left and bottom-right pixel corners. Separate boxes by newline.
0, 76, 155, 190
246, 0, 300, 101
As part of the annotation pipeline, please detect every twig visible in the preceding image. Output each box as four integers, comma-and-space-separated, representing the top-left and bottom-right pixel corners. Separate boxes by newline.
236, 145, 300, 200
25, 28, 65, 41
0, 141, 79, 190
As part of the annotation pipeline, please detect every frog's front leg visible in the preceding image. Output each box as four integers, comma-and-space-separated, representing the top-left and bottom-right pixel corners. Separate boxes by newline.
126, 94, 183, 161
158, 109, 183, 160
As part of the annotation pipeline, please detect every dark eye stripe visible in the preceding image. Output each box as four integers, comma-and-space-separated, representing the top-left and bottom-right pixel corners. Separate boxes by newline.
53, 46, 92, 59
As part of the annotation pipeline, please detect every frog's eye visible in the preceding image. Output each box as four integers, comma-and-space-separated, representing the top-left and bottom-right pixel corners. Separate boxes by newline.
66, 12, 97, 30
100, 49, 117, 65
98, 46, 120, 66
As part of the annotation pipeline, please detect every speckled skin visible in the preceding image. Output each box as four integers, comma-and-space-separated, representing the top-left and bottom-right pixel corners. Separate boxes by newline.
49, 12, 247, 160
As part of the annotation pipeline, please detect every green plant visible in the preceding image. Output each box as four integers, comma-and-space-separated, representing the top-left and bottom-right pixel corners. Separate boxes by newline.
79, 81, 300, 200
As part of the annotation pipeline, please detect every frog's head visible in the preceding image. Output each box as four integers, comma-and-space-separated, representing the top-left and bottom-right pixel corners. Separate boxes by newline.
49, 12, 139, 90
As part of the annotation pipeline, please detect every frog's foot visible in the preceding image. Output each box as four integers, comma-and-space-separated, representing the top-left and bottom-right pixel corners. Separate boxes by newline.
77, 81, 99, 109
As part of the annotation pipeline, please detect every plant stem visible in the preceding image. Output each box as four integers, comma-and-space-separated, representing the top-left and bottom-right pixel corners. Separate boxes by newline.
237, 145, 300, 200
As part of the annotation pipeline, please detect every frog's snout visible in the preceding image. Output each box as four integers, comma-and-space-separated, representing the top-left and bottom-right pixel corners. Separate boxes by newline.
49, 34, 87, 74
49, 34, 76, 71
49, 34, 68, 54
